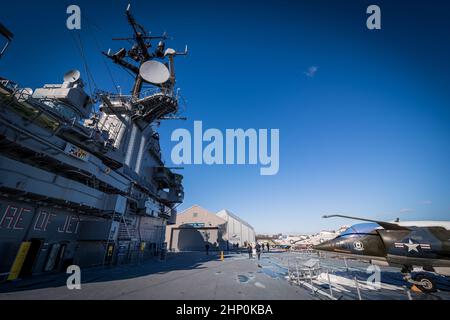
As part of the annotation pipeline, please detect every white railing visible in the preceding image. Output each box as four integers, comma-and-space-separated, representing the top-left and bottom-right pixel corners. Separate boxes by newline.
100, 86, 177, 103
283, 252, 418, 300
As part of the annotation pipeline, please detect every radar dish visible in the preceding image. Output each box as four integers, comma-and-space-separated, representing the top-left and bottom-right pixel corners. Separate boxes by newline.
139, 61, 170, 84
64, 69, 81, 83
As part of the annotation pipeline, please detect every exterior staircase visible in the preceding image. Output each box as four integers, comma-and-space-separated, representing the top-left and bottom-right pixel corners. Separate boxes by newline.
118, 217, 139, 241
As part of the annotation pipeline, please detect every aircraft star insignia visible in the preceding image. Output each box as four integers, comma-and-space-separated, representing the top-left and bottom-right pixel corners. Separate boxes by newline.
404, 239, 420, 252
394, 239, 431, 252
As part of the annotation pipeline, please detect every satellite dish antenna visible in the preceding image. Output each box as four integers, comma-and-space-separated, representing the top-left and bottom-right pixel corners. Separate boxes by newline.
63, 69, 81, 83
139, 60, 170, 84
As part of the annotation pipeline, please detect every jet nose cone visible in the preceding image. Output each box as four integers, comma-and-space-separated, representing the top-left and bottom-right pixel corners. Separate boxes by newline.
313, 240, 334, 252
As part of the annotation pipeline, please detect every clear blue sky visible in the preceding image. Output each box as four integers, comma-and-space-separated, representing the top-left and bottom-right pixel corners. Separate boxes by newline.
1, 1, 450, 234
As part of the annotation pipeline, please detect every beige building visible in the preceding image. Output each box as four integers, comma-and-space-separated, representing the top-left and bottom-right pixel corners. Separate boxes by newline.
166, 205, 256, 251
216, 209, 256, 247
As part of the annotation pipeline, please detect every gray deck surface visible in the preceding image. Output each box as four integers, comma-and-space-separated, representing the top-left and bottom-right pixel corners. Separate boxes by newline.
1, 251, 449, 300
0, 251, 314, 300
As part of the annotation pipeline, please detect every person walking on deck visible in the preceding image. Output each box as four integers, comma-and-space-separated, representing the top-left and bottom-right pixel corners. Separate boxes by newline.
256, 243, 261, 261
247, 244, 253, 259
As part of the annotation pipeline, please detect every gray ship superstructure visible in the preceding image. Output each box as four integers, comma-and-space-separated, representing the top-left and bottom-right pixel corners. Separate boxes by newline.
0, 7, 185, 280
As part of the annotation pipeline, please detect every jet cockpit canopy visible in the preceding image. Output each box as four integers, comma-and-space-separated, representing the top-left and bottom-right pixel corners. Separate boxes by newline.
339, 222, 382, 237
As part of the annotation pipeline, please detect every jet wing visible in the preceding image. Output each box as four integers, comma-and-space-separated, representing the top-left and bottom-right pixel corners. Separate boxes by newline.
323, 214, 411, 231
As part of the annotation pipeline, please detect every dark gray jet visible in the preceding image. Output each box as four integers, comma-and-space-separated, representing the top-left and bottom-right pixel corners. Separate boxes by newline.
314, 215, 450, 292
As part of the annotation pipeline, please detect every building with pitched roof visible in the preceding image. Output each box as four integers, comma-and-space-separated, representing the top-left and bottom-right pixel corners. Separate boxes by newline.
165, 205, 256, 251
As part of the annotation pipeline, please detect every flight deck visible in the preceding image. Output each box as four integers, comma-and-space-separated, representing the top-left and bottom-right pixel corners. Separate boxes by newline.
0, 251, 448, 300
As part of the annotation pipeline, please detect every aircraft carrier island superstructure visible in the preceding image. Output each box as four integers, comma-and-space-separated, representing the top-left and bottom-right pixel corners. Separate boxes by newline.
0, 7, 185, 280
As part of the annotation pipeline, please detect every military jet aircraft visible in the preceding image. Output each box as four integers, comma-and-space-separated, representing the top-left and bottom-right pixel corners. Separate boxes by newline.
314, 214, 450, 292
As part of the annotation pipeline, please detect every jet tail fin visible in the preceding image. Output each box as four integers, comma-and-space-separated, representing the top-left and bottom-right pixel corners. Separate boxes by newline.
322, 214, 411, 231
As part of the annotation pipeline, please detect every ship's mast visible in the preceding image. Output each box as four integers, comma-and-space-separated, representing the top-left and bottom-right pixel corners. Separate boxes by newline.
102, 4, 170, 98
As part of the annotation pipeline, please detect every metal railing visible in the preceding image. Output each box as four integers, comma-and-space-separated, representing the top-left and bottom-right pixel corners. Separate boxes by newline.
100, 86, 178, 104
283, 251, 418, 300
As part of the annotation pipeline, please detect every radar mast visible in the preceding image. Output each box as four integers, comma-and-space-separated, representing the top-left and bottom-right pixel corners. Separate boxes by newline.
102, 4, 187, 99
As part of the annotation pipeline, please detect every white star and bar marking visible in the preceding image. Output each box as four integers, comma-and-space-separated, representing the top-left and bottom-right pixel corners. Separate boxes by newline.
394, 239, 431, 252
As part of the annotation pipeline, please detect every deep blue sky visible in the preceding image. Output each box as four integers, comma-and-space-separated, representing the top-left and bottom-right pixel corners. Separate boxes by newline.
1, 1, 450, 234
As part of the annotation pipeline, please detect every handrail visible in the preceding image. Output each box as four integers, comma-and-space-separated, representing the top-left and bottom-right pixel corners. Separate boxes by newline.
99, 86, 178, 103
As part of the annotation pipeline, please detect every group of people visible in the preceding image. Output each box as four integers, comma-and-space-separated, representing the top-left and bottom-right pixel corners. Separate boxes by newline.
247, 242, 270, 260
204, 242, 271, 261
